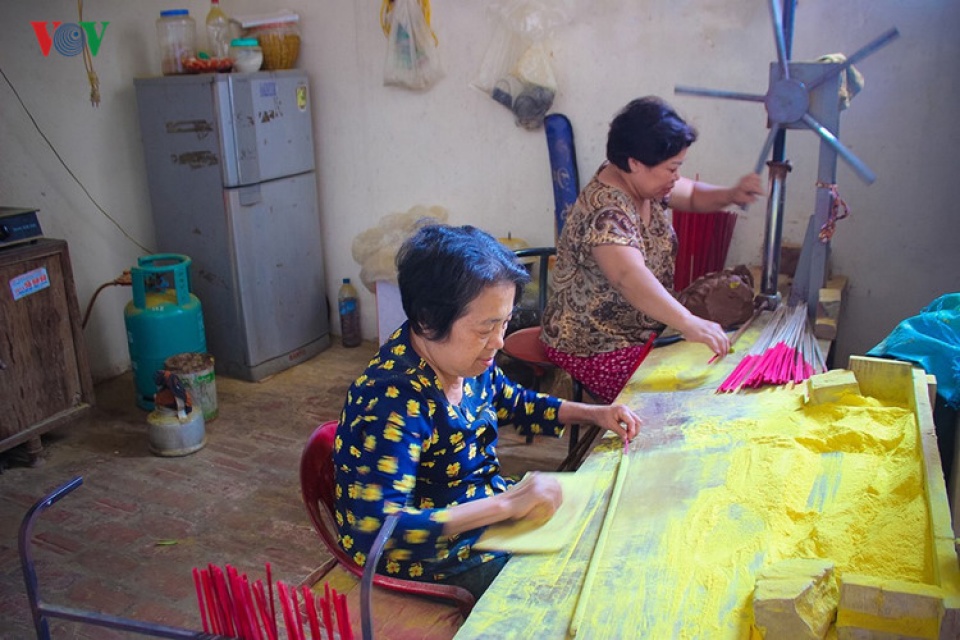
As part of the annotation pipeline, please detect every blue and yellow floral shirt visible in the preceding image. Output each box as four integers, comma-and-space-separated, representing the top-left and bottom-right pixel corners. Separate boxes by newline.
333, 322, 565, 582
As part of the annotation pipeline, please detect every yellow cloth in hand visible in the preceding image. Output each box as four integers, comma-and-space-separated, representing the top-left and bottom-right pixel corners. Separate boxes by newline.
474, 472, 597, 553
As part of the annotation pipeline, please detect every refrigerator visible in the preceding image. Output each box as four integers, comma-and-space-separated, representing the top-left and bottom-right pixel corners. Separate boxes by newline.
134, 70, 330, 381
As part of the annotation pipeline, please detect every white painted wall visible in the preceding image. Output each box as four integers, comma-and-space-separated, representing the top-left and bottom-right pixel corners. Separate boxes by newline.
1, 1, 957, 382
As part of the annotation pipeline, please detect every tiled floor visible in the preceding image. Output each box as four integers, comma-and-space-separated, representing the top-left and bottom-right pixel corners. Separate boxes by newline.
0, 341, 570, 639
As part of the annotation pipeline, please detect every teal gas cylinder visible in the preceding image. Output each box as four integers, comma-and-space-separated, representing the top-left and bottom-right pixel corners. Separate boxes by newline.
124, 254, 207, 410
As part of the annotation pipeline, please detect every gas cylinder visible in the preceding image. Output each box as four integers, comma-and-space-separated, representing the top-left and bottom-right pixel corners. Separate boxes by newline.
124, 254, 207, 410
147, 405, 206, 456
147, 370, 206, 456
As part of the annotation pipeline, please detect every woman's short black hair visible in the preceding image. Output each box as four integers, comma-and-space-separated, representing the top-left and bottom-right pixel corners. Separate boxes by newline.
606, 96, 698, 171
397, 224, 530, 341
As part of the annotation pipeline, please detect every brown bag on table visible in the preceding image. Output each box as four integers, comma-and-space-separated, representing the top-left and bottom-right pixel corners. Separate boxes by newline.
678, 265, 756, 329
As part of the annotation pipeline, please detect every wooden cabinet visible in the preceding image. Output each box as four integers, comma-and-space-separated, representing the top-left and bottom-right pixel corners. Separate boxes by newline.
0, 239, 94, 461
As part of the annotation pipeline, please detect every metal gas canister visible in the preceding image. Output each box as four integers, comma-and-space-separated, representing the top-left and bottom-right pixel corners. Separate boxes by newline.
124, 254, 207, 410
147, 405, 206, 456
146, 370, 205, 456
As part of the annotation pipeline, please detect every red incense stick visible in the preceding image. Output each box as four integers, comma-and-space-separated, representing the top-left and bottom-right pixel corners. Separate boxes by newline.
291, 584, 305, 640
302, 585, 321, 640
211, 565, 236, 637
192, 568, 209, 633
277, 581, 298, 640
321, 583, 334, 640
226, 566, 249, 639
266, 562, 277, 640
199, 569, 222, 635
336, 593, 353, 640
242, 574, 264, 640
254, 581, 277, 640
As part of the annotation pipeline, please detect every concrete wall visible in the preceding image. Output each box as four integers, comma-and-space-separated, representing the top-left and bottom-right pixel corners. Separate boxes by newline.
1, 0, 957, 382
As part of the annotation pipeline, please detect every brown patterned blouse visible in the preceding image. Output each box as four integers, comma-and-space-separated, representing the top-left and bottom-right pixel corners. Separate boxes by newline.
541, 166, 678, 356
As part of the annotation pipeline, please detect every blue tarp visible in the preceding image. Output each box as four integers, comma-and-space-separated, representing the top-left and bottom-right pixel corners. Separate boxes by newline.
867, 293, 960, 408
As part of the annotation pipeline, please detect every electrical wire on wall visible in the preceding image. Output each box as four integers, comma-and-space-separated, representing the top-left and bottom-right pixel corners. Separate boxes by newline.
1, 1, 151, 331
78, 0, 100, 107
0, 68, 150, 255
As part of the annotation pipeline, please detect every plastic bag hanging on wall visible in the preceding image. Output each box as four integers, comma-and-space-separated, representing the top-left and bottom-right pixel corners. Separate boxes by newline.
383, 0, 444, 91
471, 0, 572, 130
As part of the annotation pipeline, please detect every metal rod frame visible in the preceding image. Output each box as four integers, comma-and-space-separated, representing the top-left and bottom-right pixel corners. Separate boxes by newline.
18, 476, 226, 640
759, 161, 792, 302
360, 514, 400, 640
759, 0, 796, 305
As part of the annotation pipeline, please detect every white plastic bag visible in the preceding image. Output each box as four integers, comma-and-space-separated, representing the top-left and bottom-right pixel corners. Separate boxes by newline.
383, 0, 444, 91
472, 0, 571, 129
351, 205, 450, 292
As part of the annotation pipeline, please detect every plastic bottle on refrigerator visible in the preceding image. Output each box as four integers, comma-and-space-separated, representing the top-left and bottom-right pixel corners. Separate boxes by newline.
205, 0, 231, 59
338, 278, 362, 348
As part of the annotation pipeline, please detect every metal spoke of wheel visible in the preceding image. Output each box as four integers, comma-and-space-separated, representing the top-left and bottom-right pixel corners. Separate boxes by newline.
768, 0, 790, 79
801, 112, 876, 184
673, 86, 766, 103
807, 28, 900, 92
755, 124, 782, 175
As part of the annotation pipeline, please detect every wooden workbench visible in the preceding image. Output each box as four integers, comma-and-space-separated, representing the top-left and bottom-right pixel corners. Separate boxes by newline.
456, 318, 960, 639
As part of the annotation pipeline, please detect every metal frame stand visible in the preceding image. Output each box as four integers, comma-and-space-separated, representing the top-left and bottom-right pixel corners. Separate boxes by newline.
18, 476, 227, 640
757, 160, 792, 307
675, 0, 898, 318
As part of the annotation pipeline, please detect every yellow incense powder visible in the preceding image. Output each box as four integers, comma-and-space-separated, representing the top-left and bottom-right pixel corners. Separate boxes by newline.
457, 372, 941, 640
639, 392, 930, 638
625, 362, 724, 393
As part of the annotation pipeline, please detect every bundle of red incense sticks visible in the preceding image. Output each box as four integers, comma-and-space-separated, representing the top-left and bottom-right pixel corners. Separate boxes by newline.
716, 303, 826, 393
672, 209, 738, 291
192, 562, 354, 640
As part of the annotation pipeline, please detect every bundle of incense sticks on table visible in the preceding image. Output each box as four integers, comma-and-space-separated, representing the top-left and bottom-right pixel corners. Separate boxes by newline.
672, 209, 738, 291
717, 303, 827, 393
192, 562, 354, 640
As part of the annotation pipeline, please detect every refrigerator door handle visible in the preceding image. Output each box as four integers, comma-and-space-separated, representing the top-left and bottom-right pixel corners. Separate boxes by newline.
238, 185, 262, 206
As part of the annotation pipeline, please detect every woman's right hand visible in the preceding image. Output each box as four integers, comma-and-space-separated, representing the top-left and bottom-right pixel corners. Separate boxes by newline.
678, 315, 730, 358
503, 473, 563, 524
729, 173, 764, 207
441, 471, 563, 536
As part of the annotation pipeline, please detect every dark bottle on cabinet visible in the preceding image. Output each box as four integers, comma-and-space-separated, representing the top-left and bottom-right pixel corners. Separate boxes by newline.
338, 278, 361, 348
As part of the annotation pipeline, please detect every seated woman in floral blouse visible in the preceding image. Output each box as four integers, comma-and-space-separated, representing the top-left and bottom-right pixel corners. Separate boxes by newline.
332, 224, 642, 599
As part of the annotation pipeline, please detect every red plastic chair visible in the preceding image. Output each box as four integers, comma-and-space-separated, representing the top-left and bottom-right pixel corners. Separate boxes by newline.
299, 421, 476, 618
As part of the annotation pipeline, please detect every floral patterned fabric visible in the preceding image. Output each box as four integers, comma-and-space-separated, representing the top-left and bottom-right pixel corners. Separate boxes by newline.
542, 342, 651, 404
541, 166, 678, 357
333, 322, 564, 582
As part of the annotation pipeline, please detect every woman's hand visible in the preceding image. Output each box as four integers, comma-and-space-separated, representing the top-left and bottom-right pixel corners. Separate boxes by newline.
672, 174, 763, 211
558, 402, 643, 448
588, 404, 642, 443
729, 173, 764, 207
504, 473, 563, 523
678, 314, 730, 357
441, 472, 563, 535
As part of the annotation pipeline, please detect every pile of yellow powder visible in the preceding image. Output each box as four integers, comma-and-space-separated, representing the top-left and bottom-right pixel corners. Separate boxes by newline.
651, 391, 930, 637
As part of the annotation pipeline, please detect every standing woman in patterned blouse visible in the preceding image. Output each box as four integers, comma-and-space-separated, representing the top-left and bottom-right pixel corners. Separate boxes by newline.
333, 224, 641, 599
541, 96, 764, 403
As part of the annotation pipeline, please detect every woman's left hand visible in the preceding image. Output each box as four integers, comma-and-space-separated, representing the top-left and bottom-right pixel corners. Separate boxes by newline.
558, 399, 643, 447
591, 404, 642, 444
